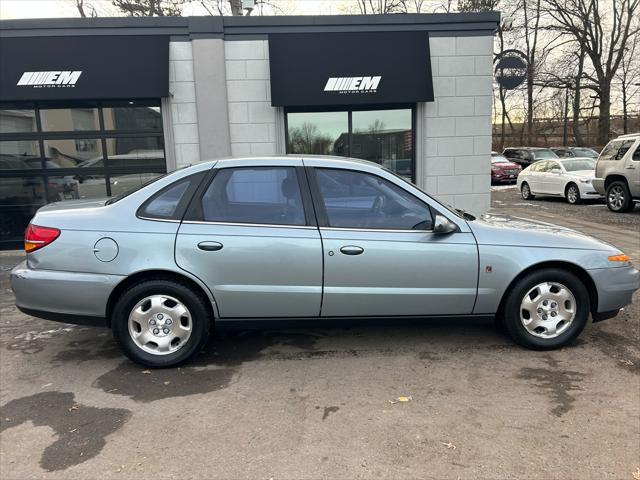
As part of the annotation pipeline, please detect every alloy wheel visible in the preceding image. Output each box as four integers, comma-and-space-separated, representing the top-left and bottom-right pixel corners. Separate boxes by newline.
608, 185, 625, 211
567, 185, 579, 204
128, 295, 192, 355
522, 184, 531, 199
520, 282, 576, 339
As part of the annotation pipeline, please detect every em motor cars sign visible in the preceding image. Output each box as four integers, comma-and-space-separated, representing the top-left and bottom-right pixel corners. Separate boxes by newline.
494, 49, 528, 90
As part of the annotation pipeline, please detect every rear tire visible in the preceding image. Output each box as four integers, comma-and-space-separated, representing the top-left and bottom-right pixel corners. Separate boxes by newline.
112, 279, 211, 367
566, 183, 581, 204
606, 181, 633, 212
502, 268, 589, 350
521, 182, 535, 200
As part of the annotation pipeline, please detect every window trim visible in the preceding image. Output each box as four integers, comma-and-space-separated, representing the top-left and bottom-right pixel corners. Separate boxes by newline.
183, 165, 318, 228
306, 166, 435, 232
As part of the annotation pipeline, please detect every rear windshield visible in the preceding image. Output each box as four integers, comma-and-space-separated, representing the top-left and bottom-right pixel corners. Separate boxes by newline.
105, 173, 167, 205
561, 158, 596, 172
532, 150, 558, 160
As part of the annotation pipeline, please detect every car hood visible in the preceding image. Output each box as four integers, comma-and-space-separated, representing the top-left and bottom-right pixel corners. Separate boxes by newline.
468, 213, 616, 251
493, 162, 520, 169
564, 169, 594, 179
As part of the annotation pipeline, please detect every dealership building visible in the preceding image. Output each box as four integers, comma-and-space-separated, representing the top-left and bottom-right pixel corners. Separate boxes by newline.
0, 13, 499, 249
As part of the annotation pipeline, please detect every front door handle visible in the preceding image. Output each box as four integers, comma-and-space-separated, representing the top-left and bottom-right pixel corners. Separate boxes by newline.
198, 241, 223, 252
340, 245, 364, 256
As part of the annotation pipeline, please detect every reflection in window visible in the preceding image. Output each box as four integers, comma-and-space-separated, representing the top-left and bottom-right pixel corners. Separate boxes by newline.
352, 109, 412, 179
109, 172, 163, 197
72, 174, 108, 199
287, 112, 348, 156
103, 105, 162, 130
42, 138, 103, 168
0, 176, 45, 244
316, 168, 431, 230
40, 108, 100, 131
104, 137, 165, 169
0, 141, 41, 169
44, 175, 81, 202
0, 109, 37, 134
201, 167, 305, 225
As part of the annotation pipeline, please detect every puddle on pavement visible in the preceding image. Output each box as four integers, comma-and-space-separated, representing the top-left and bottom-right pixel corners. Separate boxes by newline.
0, 391, 131, 472
516, 356, 585, 417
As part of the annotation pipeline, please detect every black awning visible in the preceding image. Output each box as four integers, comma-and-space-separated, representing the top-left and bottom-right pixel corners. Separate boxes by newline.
268, 31, 433, 107
0, 35, 169, 101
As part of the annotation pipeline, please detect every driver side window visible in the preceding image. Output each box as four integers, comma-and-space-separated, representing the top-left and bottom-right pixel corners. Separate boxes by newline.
315, 168, 432, 230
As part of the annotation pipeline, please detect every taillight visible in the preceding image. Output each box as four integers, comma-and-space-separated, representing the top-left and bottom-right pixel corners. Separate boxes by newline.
25, 224, 60, 253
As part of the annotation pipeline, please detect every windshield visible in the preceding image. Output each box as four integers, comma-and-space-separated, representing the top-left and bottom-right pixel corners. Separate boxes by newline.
491, 155, 511, 163
532, 149, 559, 159
561, 158, 596, 172
572, 148, 598, 158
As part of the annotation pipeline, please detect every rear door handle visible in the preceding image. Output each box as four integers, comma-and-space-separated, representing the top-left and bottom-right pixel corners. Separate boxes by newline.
198, 241, 223, 252
340, 245, 364, 255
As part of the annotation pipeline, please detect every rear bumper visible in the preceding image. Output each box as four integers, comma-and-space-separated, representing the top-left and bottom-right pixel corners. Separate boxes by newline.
577, 182, 603, 198
592, 178, 605, 195
588, 265, 640, 318
10, 261, 121, 327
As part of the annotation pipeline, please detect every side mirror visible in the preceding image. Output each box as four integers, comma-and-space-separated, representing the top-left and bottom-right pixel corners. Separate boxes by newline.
433, 214, 458, 234
551, 168, 562, 174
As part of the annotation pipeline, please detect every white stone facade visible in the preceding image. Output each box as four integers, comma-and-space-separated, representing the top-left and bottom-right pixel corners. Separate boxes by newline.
165, 34, 494, 215
169, 41, 200, 167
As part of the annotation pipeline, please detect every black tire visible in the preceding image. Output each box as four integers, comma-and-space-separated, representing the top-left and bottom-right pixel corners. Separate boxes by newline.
111, 279, 211, 367
521, 182, 535, 200
565, 183, 581, 204
606, 180, 633, 212
502, 268, 590, 350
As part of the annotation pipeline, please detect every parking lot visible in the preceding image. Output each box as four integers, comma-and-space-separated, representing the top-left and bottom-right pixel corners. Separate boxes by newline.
1, 189, 639, 480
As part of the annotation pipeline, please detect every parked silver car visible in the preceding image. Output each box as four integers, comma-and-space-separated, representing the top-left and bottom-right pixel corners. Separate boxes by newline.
11, 157, 640, 367
592, 133, 640, 212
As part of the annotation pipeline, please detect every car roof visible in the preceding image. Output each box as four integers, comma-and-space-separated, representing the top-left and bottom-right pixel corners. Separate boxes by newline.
505, 147, 552, 150
616, 133, 639, 140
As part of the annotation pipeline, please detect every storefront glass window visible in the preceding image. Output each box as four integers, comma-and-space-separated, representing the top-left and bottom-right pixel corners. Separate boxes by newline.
287, 111, 348, 156
0, 100, 165, 249
286, 107, 414, 180
0, 109, 37, 133
40, 107, 100, 131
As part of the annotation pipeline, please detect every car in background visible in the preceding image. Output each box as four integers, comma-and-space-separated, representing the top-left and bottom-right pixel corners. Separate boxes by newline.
502, 147, 559, 168
491, 152, 521, 183
592, 133, 640, 212
10, 156, 640, 367
551, 147, 600, 159
517, 157, 601, 204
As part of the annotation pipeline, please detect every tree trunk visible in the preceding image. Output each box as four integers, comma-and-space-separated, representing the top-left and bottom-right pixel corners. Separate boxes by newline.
597, 85, 611, 147
572, 50, 584, 146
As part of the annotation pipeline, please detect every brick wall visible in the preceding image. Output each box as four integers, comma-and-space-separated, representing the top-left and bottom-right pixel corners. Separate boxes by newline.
169, 41, 200, 168
224, 40, 279, 157
422, 35, 493, 215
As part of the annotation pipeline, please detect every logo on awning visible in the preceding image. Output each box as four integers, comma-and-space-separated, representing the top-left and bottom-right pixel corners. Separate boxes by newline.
324, 76, 381, 93
16, 71, 82, 89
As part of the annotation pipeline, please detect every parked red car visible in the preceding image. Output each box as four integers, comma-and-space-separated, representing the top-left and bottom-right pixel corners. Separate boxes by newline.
491, 152, 522, 183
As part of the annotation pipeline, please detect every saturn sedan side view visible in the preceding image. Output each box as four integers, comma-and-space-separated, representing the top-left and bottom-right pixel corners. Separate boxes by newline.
11, 156, 640, 367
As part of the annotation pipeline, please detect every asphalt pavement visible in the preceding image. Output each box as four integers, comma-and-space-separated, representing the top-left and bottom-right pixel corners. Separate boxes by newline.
1, 189, 639, 480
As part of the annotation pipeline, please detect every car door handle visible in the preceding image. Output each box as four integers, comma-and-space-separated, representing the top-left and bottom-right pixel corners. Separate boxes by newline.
197, 241, 223, 252
340, 245, 364, 255
625, 165, 635, 169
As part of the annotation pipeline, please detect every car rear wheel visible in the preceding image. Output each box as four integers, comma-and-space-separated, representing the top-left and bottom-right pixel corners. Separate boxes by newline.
606, 181, 633, 212
112, 279, 211, 367
566, 183, 581, 204
521, 182, 535, 200
502, 268, 589, 349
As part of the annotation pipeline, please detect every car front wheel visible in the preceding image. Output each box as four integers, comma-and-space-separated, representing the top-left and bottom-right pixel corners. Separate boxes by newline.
112, 279, 211, 367
566, 183, 581, 204
502, 268, 589, 349
606, 181, 633, 212
521, 182, 535, 200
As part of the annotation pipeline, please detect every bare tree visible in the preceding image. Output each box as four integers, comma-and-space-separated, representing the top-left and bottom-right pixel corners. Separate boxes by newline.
542, 0, 640, 145
75, 0, 97, 17
112, 0, 186, 16
457, 0, 500, 10
354, 0, 404, 14
616, 30, 640, 134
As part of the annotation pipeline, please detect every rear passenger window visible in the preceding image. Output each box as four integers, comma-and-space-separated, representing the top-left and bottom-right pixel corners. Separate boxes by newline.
600, 140, 623, 160
200, 167, 306, 226
139, 173, 202, 220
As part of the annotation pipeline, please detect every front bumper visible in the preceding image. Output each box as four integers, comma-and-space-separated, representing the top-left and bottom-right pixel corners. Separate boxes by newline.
10, 261, 122, 327
588, 265, 640, 319
592, 178, 606, 195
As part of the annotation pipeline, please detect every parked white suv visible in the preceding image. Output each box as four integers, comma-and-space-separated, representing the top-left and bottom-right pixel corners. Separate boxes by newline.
592, 133, 640, 212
